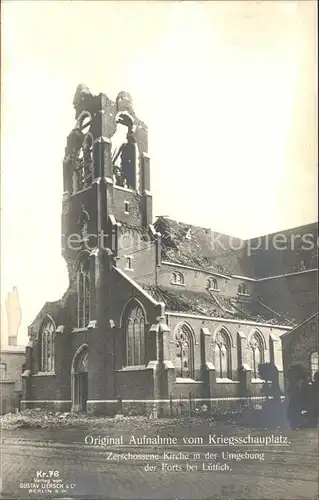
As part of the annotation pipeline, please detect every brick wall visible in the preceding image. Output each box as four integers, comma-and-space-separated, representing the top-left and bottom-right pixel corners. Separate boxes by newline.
29, 374, 61, 401
117, 226, 157, 283
0, 351, 25, 385
281, 317, 318, 386
108, 185, 142, 226
256, 270, 318, 323
115, 367, 154, 399
166, 314, 287, 397
27, 325, 88, 403
248, 222, 318, 278
170, 381, 203, 399
157, 264, 254, 297
210, 381, 240, 398
62, 183, 98, 265
166, 315, 285, 371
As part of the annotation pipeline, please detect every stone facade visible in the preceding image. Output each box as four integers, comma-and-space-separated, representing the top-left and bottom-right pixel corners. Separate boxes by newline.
21, 85, 318, 415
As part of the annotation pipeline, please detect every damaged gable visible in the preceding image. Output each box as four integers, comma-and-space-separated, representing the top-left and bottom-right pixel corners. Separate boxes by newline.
28, 288, 77, 341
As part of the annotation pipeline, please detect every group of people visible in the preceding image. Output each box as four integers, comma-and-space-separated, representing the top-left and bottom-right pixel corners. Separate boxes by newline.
287, 371, 318, 429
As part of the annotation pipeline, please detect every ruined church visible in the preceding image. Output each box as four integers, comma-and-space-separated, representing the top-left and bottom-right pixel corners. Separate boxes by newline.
21, 85, 318, 414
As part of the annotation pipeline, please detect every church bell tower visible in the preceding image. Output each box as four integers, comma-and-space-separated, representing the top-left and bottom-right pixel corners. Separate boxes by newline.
61, 84, 152, 412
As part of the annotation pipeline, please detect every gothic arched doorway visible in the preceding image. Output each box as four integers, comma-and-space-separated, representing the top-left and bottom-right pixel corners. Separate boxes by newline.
71, 345, 88, 412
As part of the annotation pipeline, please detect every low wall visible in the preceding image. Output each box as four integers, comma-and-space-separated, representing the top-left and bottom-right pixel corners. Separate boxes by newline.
211, 381, 240, 398
170, 381, 203, 399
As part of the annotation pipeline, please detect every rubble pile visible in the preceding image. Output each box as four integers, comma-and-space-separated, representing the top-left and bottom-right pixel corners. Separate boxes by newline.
0, 409, 152, 430
0, 408, 215, 431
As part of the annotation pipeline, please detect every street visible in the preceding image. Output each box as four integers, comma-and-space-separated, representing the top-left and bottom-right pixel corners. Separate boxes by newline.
1, 421, 318, 500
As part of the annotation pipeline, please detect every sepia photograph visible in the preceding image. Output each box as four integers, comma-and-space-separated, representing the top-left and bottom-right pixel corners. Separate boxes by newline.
0, 1, 318, 499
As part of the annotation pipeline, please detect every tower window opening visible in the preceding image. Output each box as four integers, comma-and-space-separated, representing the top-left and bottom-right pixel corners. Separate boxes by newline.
82, 134, 93, 188
124, 201, 130, 214
112, 113, 137, 190
80, 116, 92, 135
72, 134, 93, 193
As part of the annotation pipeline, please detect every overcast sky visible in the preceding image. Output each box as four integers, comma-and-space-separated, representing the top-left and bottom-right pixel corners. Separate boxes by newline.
1, 1, 317, 346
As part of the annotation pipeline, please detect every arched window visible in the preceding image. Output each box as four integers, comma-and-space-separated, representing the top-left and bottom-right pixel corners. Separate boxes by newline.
74, 147, 85, 192
39, 318, 55, 372
207, 277, 218, 291
73, 133, 94, 192
310, 352, 318, 379
171, 272, 184, 285
78, 207, 90, 242
84, 274, 90, 327
69, 113, 93, 194
214, 329, 232, 379
82, 133, 93, 188
78, 112, 92, 135
125, 303, 145, 366
250, 332, 264, 378
174, 323, 195, 378
67, 129, 84, 194
238, 282, 249, 295
77, 254, 91, 328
